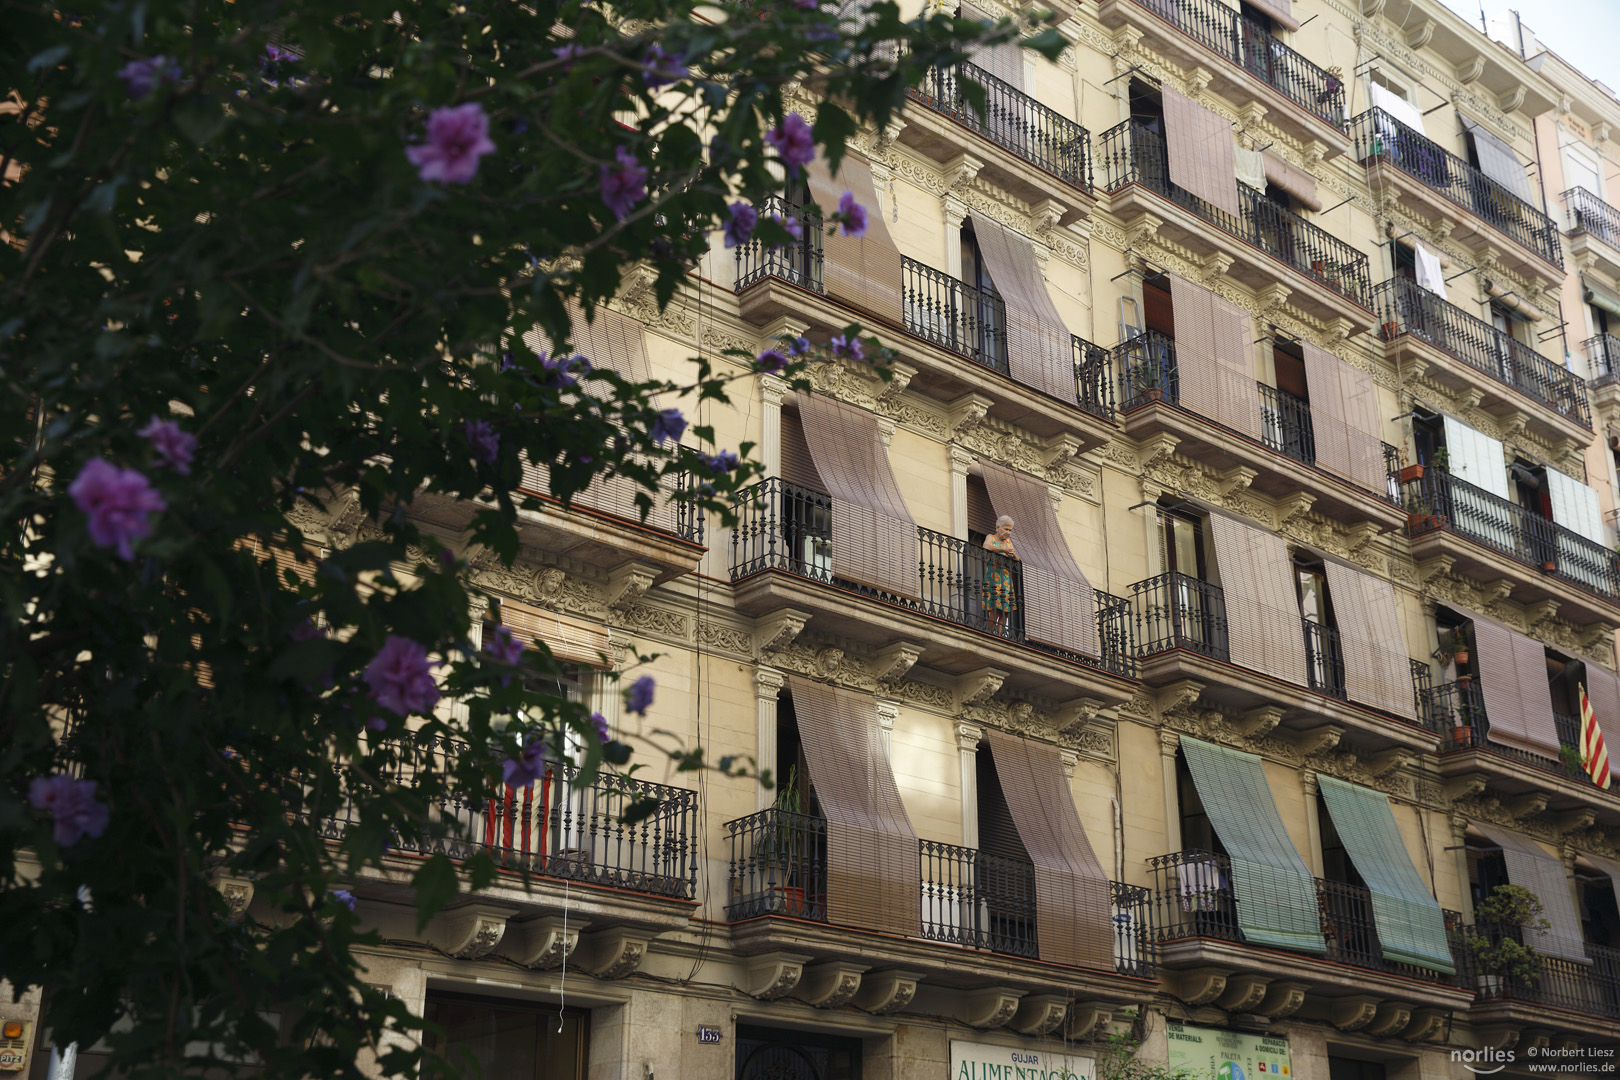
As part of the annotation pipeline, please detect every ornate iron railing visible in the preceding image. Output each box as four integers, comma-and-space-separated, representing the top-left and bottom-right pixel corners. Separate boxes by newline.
724, 808, 829, 921
1115, 329, 1179, 411
907, 60, 1093, 190
1319, 879, 1469, 984
1411, 657, 1434, 731
1374, 277, 1590, 427
1125, 0, 1344, 125
902, 255, 1009, 374
1113, 880, 1159, 979
1259, 382, 1316, 466
316, 739, 699, 899
1129, 572, 1229, 661
1074, 333, 1116, 420
1303, 618, 1345, 698
919, 839, 1038, 958
1398, 467, 1619, 599
1099, 119, 1371, 307
1585, 333, 1620, 388
1349, 108, 1563, 268
730, 478, 1137, 677
1565, 185, 1620, 251
1470, 923, 1620, 1018
734, 194, 824, 293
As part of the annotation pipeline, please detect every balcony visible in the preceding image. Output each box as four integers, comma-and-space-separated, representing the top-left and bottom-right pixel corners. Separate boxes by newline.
721, 809, 1159, 1018
1094, 0, 1349, 158
1374, 277, 1592, 445
734, 205, 1119, 450
1130, 573, 1435, 752
901, 61, 1094, 225
1099, 120, 1374, 330
1348, 109, 1563, 283
1587, 333, 1620, 390
1113, 331, 1408, 530
1148, 850, 1474, 1025
1564, 186, 1620, 282
1468, 922, 1620, 1038
729, 478, 1138, 703
1398, 468, 1620, 621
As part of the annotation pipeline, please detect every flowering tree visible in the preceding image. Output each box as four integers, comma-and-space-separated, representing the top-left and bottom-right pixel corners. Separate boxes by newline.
1, 0, 1057, 1075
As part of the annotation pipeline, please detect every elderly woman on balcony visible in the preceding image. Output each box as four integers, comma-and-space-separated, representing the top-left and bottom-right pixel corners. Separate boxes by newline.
983, 515, 1019, 636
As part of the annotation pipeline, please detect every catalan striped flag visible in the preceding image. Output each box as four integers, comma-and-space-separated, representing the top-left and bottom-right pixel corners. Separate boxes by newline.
1579, 684, 1611, 790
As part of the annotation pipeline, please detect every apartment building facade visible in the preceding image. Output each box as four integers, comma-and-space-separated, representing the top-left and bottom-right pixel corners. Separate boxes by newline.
30, 0, 1620, 1077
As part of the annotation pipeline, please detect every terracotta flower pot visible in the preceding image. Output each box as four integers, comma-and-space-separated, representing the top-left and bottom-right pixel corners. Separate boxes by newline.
1453, 650, 1469, 667
1452, 726, 1473, 748
1398, 464, 1425, 483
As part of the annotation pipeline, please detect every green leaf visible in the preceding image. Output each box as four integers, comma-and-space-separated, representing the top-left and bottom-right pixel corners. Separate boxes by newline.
411, 854, 459, 931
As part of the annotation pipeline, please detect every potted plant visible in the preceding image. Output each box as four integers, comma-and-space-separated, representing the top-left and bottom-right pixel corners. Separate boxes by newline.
1129, 358, 1166, 404
760, 765, 809, 914
1560, 743, 1587, 780
1443, 626, 1470, 668
1430, 447, 1450, 472
1470, 884, 1549, 994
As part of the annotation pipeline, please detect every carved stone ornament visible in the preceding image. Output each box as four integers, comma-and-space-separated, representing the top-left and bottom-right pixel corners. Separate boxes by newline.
755, 609, 811, 656
1175, 968, 1228, 1006
430, 904, 517, 960
797, 962, 868, 1009
502, 915, 586, 970
1009, 995, 1069, 1037
744, 952, 811, 1000
581, 928, 656, 980
853, 970, 921, 1015
1215, 975, 1270, 1013
216, 876, 254, 916
1365, 1002, 1413, 1040
1256, 982, 1308, 1019
959, 988, 1024, 1029
1330, 996, 1379, 1032
1401, 1009, 1449, 1044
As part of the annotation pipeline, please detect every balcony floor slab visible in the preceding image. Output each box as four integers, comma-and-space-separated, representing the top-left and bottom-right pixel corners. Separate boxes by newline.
1406, 525, 1620, 625
1157, 938, 1474, 1013
1435, 746, 1620, 828
1466, 997, 1620, 1046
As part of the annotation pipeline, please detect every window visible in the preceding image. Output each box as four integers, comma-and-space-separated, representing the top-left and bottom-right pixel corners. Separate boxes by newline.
958, 226, 1005, 365
1328, 1059, 1387, 1080
1317, 794, 1366, 889
1159, 504, 1206, 579
423, 994, 587, 1080
1466, 841, 1510, 911
1176, 751, 1225, 856
1392, 239, 1416, 281
1578, 866, 1620, 948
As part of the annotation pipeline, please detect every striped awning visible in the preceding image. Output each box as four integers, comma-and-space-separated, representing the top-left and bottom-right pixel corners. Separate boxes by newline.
980, 461, 1098, 658
1208, 513, 1308, 686
1317, 776, 1455, 973
495, 599, 613, 670
805, 151, 904, 327
969, 212, 1077, 402
1180, 737, 1325, 954
1472, 822, 1590, 964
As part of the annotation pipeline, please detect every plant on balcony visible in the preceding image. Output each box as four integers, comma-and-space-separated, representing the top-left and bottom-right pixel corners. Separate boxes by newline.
1441, 625, 1470, 667
759, 766, 815, 913
1129, 358, 1167, 403
1469, 885, 1550, 991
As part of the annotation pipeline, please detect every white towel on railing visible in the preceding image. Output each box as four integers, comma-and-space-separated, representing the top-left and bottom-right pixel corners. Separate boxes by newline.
1234, 144, 1267, 192
1178, 858, 1225, 911
1370, 83, 1425, 137
1414, 242, 1447, 300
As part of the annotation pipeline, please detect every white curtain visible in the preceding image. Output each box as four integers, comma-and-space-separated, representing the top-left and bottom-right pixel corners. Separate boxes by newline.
1414, 242, 1446, 300
1370, 83, 1425, 136
1442, 415, 1513, 552
1547, 467, 1610, 592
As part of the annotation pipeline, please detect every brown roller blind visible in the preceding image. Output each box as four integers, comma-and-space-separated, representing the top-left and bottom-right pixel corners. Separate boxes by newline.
982, 729, 1114, 970
980, 461, 1099, 658
967, 212, 1077, 403
1248, 0, 1300, 30
780, 406, 823, 492
1168, 274, 1261, 439
1472, 822, 1589, 964
788, 677, 920, 935
1583, 662, 1620, 756
804, 153, 904, 327
961, 1, 1023, 89
495, 599, 613, 669
1262, 151, 1320, 211
795, 393, 919, 598
1301, 344, 1385, 492
1208, 514, 1309, 685
1458, 610, 1559, 759
966, 474, 997, 538
1322, 561, 1416, 720
1163, 88, 1240, 217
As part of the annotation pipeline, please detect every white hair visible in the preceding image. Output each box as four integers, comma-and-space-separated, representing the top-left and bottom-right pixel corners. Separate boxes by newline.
996, 515, 1014, 528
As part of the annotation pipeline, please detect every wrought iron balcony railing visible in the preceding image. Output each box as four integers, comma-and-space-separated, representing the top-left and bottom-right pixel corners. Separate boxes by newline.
1398, 468, 1619, 599
735, 194, 824, 294
1099, 119, 1372, 307
1411, 657, 1434, 730
1564, 185, 1620, 251
730, 478, 1137, 677
907, 60, 1093, 191
1123, 0, 1344, 126
1302, 618, 1346, 699
315, 738, 700, 899
1115, 328, 1180, 411
1074, 334, 1117, 420
1148, 851, 1467, 984
1348, 108, 1563, 268
1427, 679, 1604, 788
1469, 922, 1620, 1019
919, 838, 1037, 958
1374, 277, 1590, 427
1259, 381, 1316, 467
1129, 572, 1229, 661
1586, 333, 1620, 388
902, 254, 1009, 374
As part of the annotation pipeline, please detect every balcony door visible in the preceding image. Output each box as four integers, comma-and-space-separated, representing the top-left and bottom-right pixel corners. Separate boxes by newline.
1295, 559, 1342, 695
1161, 507, 1220, 653
959, 226, 1006, 367
1511, 459, 1557, 569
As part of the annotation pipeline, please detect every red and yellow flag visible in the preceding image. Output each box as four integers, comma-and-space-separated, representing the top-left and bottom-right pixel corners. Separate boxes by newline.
1579, 684, 1611, 790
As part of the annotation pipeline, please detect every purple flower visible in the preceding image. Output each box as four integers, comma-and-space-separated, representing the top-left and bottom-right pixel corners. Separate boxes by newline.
439, 548, 456, 567
328, 889, 356, 912
540, 351, 591, 388
755, 348, 789, 374
837, 190, 868, 238
136, 414, 197, 475
787, 335, 811, 357
724, 201, 758, 249
68, 459, 166, 561
642, 45, 688, 88
625, 675, 656, 716
485, 625, 525, 684
118, 56, 181, 99
649, 408, 686, 445
794, 0, 819, 8
600, 145, 647, 221
366, 714, 389, 732
28, 775, 109, 848
406, 103, 497, 185
464, 419, 500, 464
764, 114, 815, 175
553, 43, 585, 67
591, 712, 610, 743
264, 44, 300, 64
769, 212, 804, 245
364, 635, 441, 717
503, 735, 548, 788
707, 450, 740, 474
830, 334, 864, 361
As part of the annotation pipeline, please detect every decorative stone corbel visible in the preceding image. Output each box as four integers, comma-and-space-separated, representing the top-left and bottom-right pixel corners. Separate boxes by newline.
1010, 995, 1069, 1037
216, 876, 255, 916
1063, 1004, 1113, 1042
1174, 968, 1228, 1006
1505, 792, 1549, 821
1255, 982, 1309, 1018
605, 562, 659, 613
503, 915, 585, 970
1218, 466, 1259, 498
1477, 1025, 1520, 1052
1360, 0, 1387, 17
1200, 251, 1235, 286
1519, 1030, 1551, 1056
1365, 1002, 1413, 1039
1456, 56, 1486, 85
1405, 19, 1436, 49
878, 116, 907, 149
1297, 725, 1344, 757
948, 394, 994, 439
1215, 975, 1271, 1013
1401, 1008, 1448, 1043
1236, 102, 1268, 132
743, 952, 812, 1000
1237, 705, 1285, 740
1030, 199, 1066, 237
1125, 215, 1163, 249
581, 928, 657, 980
1445, 772, 1490, 802
1057, 697, 1104, 736
956, 667, 1008, 708
1184, 66, 1212, 99
1330, 996, 1379, 1032
798, 962, 868, 1008
1498, 86, 1527, 114
854, 970, 921, 1014
1367, 749, 1413, 778
1041, 434, 1082, 472
880, 361, 918, 403
959, 988, 1025, 1029
1156, 679, 1206, 717
1555, 809, 1597, 836
943, 152, 986, 192
755, 609, 812, 655
430, 904, 518, 960
874, 641, 925, 688
1275, 492, 1317, 532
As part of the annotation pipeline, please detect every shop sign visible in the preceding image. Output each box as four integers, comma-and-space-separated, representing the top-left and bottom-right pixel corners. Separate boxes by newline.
949, 1038, 1094, 1080
1165, 1021, 1290, 1079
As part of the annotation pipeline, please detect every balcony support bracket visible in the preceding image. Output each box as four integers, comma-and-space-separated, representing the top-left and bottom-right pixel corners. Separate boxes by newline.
1504, 792, 1549, 822
755, 609, 813, 656
743, 951, 813, 1000
1173, 968, 1228, 1007
429, 902, 519, 960
957, 666, 1009, 708
1367, 749, 1413, 778
1296, 724, 1344, 757
605, 561, 660, 613
1365, 1001, 1413, 1039
582, 928, 659, 981
1237, 706, 1285, 741
1477, 1025, 1520, 1052
1256, 981, 1309, 1019
1330, 995, 1379, 1032
959, 987, 1026, 1029
1215, 975, 1271, 1012
1443, 773, 1490, 802
948, 394, 995, 439
797, 961, 869, 1009
1401, 1008, 1449, 1043
873, 641, 926, 688
853, 970, 922, 1015
503, 914, 587, 970
1010, 994, 1070, 1037
1062, 1004, 1113, 1042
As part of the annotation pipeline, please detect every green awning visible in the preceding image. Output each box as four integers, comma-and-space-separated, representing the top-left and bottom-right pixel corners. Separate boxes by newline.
1317, 776, 1456, 975
1180, 737, 1326, 955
